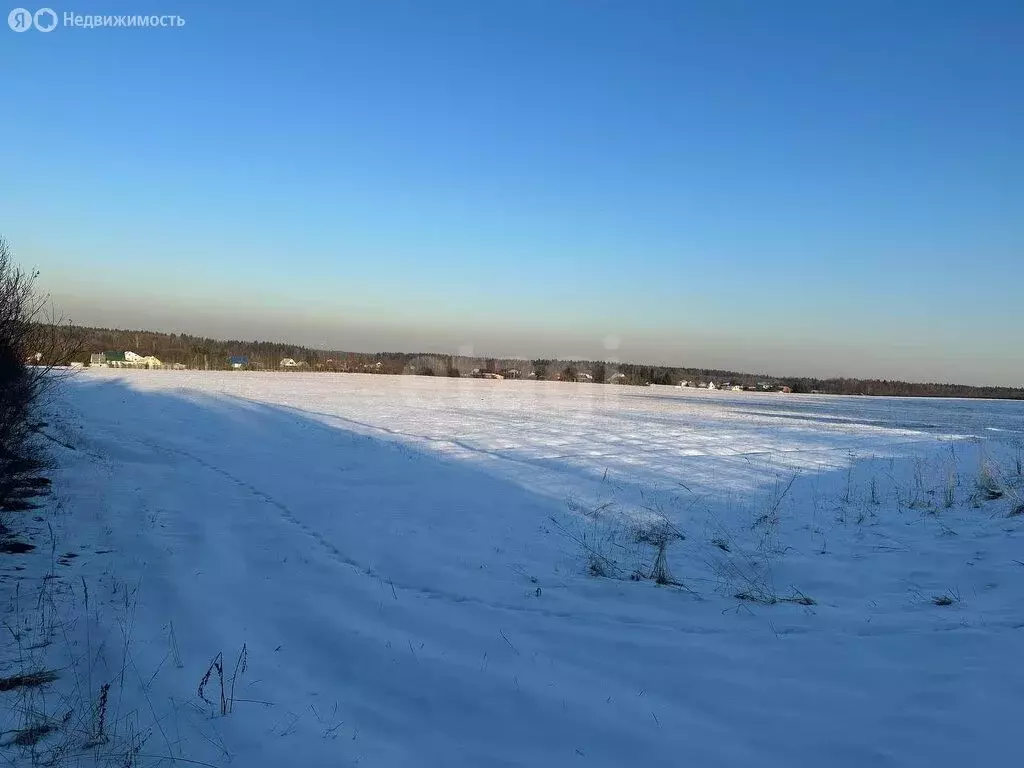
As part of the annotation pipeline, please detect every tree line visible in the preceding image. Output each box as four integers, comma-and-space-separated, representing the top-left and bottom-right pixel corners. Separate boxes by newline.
59, 324, 1024, 399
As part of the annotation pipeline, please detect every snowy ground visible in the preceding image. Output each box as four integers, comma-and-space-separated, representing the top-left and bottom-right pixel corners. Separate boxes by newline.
3, 370, 1024, 766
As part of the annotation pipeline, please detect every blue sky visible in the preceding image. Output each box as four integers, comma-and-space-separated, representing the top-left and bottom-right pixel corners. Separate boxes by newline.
2, 0, 1022, 384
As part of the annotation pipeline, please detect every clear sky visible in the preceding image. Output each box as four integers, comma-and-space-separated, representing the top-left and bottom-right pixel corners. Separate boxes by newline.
2, 0, 1022, 385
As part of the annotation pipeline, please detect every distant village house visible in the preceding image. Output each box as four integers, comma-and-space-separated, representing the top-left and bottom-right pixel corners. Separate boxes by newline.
90, 351, 162, 369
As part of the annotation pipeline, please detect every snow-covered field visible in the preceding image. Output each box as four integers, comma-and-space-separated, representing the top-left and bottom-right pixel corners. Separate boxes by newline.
4, 370, 1024, 766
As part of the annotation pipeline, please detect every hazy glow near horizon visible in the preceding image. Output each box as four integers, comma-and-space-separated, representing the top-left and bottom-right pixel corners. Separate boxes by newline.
2, 1, 1022, 386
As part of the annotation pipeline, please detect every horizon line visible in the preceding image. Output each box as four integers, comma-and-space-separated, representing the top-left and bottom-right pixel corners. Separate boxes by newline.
66, 322, 1024, 393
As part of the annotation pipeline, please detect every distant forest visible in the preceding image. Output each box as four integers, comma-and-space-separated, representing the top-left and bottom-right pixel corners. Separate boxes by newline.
60, 325, 1024, 400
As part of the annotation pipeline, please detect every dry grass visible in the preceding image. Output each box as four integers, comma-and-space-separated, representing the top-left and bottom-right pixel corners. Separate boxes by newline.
932, 588, 961, 606
0, 668, 58, 692
4, 721, 57, 747
0, 538, 36, 554
586, 552, 616, 578
0, 532, 215, 767
944, 466, 957, 509
734, 588, 815, 607
556, 474, 696, 590
649, 538, 673, 585
198, 644, 249, 716
976, 458, 1003, 501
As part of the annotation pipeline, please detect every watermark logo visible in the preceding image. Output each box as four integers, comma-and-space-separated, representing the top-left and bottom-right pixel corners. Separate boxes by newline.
7, 7, 28, 30
8, 6, 55, 30
34, 6, 55, 30
8, 7, 185, 31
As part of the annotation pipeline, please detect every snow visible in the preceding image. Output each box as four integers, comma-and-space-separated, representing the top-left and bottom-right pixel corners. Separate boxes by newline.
4, 369, 1024, 766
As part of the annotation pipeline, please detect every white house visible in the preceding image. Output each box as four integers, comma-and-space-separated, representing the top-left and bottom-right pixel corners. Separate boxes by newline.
92, 351, 162, 369
280, 358, 299, 368
707, 381, 717, 390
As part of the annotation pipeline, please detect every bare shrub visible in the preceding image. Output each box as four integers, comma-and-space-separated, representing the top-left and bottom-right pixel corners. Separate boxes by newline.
1, 235, 83, 508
